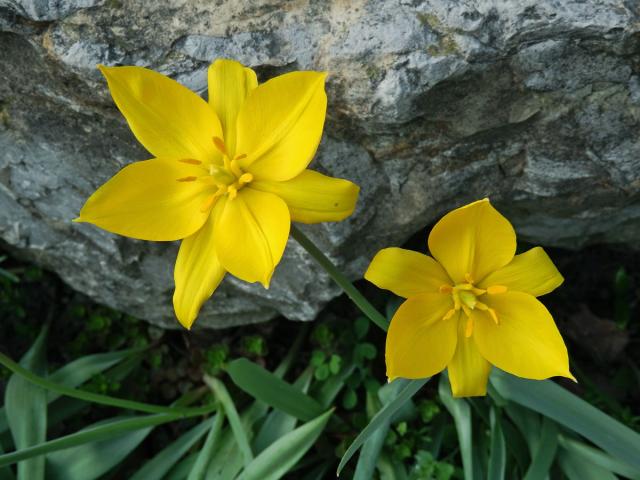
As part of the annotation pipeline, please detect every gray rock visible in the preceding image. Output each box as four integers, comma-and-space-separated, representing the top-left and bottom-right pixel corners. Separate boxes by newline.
1, 0, 639, 328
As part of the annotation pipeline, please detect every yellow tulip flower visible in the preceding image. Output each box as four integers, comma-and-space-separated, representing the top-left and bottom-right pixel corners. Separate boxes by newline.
365, 199, 573, 397
75, 59, 359, 329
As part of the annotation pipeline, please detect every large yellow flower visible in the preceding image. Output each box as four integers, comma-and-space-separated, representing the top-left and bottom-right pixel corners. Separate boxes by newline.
365, 199, 573, 397
75, 59, 359, 329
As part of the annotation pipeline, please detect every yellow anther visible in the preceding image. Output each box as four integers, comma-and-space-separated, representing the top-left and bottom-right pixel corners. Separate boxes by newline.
235, 153, 247, 161
238, 173, 253, 185
229, 159, 244, 178
212, 136, 227, 155
487, 285, 508, 295
464, 273, 474, 283
472, 287, 486, 296
200, 194, 217, 212
176, 176, 197, 182
456, 283, 474, 291
488, 308, 499, 324
439, 285, 453, 294
453, 291, 461, 311
178, 158, 202, 165
442, 308, 456, 321
461, 304, 473, 319
475, 301, 489, 311
227, 185, 238, 200
464, 315, 474, 337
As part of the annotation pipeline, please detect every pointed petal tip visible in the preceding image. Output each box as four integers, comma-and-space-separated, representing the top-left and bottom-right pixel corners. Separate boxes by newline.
72, 216, 82, 223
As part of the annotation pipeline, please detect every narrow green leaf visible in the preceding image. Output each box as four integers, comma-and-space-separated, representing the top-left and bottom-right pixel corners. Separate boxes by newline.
558, 446, 618, 480
354, 390, 389, 480
5, 326, 48, 480
337, 378, 428, 475
559, 435, 640, 480
131, 417, 216, 480
0, 352, 213, 416
0, 411, 211, 468
439, 375, 474, 480
236, 409, 333, 480
46, 416, 153, 480
227, 359, 323, 421
253, 367, 313, 454
487, 408, 506, 480
166, 452, 199, 480
523, 418, 558, 480
187, 412, 225, 480
490, 370, 640, 470
204, 376, 253, 467
47, 348, 142, 402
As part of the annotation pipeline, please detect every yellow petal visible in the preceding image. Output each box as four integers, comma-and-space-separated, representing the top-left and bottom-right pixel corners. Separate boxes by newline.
474, 292, 574, 380
365, 248, 452, 298
214, 188, 290, 287
447, 315, 492, 397
251, 169, 359, 223
173, 211, 226, 329
99, 65, 222, 161
480, 247, 564, 297
76, 158, 212, 241
428, 198, 516, 283
386, 293, 457, 380
236, 71, 327, 181
208, 59, 258, 156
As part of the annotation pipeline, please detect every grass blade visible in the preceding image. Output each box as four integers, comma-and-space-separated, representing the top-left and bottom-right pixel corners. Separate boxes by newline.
187, 411, 225, 480
46, 417, 153, 480
439, 375, 474, 480
253, 367, 313, 453
559, 435, 640, 480
491, 370, 640, 470
0, 351, 213, 416
487, 408, 506, 480
204, 376, 253, 467
236, 409, 333, 480
131, 416, 216, 480
558, 446, 617, 480
227, 359, 323, 421
354, 390, 389, 480
0, 408, 212, 468
5, 327, 48, 480
523, 417, 558, 480
337, 378, 428, 476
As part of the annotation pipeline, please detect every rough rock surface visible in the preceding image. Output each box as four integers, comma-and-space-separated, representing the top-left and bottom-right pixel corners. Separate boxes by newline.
1, 1, 639, 328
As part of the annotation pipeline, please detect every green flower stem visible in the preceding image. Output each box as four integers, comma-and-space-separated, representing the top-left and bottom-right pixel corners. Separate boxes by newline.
291, 226, 389, 332
0, 351, 214, 416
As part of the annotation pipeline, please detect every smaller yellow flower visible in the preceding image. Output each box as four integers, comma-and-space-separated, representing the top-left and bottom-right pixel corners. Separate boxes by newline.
75, 59, 359, 329
365, 198, 574, 397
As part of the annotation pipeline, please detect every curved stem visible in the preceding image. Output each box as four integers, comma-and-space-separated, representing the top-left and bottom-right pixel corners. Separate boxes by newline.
291, 226, 389, 332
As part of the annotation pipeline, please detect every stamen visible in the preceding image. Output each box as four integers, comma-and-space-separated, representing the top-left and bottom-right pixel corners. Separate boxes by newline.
227, 185, 238, 200
179, 158, 202, 165
442, 308, 456, 321
439, 285, 453, 294
475, 301, 489, 311
487, 285, 508, 295
200, 194, 217, 212
238, 173, 253, 185
472, 287, 486, 296
212, 136, 227, 155
229, 159, 244, 178
453, 291, 461, 311
457, 283, 474, 291
464, 273, 474, 283
464, 315, 474, 337
176, 176, 197, 182
461, 304, 473, 318
234, 153, 247, 161
488, 308, 499, 324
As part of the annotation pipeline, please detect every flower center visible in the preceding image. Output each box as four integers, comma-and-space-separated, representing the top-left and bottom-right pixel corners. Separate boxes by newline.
176, 137, 252, 212
440, 273, 507, 338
